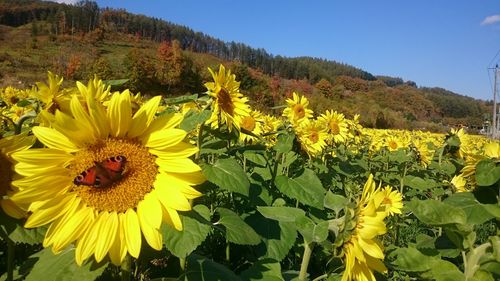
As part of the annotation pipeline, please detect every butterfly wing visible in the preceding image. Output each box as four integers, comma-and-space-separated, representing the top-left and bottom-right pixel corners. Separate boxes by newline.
74, 156, 127, 188
74, 166, 98, 186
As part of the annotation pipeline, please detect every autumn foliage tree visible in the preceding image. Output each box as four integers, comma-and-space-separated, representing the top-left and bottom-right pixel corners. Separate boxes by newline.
314, 78, 333, 98
155, 40, 183, 89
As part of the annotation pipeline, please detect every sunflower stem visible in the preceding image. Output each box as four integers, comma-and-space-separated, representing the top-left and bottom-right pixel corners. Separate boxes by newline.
120, 255, 132, 281
179, 257, 186, 272
196, 124, 205, 160
225, 239, 230, 262
298, 242, 314, 281
7, 237, 14, 281
271, 152, 282, 187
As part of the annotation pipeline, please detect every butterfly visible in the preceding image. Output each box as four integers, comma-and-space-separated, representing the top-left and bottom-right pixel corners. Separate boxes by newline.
73, 155, 127, 188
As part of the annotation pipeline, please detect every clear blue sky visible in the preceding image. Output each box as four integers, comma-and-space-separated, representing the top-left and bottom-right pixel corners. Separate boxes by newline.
73, 1, 500, 100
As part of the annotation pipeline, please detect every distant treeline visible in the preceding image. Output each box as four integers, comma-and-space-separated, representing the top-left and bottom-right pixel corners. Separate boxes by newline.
0, 0, 375, 83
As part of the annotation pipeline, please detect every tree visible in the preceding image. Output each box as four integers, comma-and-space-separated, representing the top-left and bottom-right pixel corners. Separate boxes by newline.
155, 39, 183, 89
314, 78, 333, 98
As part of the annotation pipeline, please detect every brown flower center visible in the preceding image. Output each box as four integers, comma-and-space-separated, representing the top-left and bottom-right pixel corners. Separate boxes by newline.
293, 104, 305, 119
241, 116, 256, 132
70, 138, 157, 213
217, 88, 234, 115
330, 121, 340, 135
309, 131, 319, 143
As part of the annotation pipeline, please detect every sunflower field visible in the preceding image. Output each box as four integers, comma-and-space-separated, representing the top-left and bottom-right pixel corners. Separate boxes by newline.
0, 65, 499, 281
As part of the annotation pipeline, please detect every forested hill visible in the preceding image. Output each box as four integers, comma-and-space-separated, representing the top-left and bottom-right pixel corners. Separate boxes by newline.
0, 0, 374, 83
0, 0, 492, 132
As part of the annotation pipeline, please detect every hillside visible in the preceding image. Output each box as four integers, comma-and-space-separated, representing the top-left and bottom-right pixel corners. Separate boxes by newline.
0, 0, 492, 132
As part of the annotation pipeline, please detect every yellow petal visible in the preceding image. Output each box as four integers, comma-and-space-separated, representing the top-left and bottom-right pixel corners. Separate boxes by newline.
32, 127, 79, 153
154, 174, 192, 211
358, 237, 384, 259
94, 212, 118, 262
124, 209, 141, 258
75, 213, 102, 265
0, 199, 26, 219
137, 209, 162, 250
52, 110, 96, 145
164, 207, 183, 231
24, 194, 75, 228
163, 171, 206, 187
86, 94, 110, 139
51, 205, 94, 253
11, 176, 71, 204
137, 191, 162, 229
156, 158, 201, 174
128, 96, 161, 138
145, 112, 183, 133
144, 129, 186, 150
108, 91, 132, 138
12, 148, 73, 166
149, 142, 198, 159
109, 214, 128, 266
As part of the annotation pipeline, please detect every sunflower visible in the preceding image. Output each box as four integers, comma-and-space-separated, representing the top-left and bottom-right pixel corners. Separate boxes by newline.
33, 71, 72, 115
340, 175, 390, 281
376, 186, 403, 216
239, 110, 263, 144
282, 92, 313, 126
204, 65, 250, 131
319, 110, 349, 145
261, 114, 282, 146
384, 135, 406, 152
450, 175, 468, 193
10, 90, 204, 266
1, 86, 31, 107
296, 119, 328, 158
0, 134, 34, 218
412, 139, 434, 168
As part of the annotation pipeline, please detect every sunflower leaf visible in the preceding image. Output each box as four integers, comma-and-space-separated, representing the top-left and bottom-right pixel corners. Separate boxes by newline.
406, 199, 467, 226
23, 247, 107, 281
257, 206, 305, 222
475, 159, 500, 187
274, 168, 325, 209
162, 205, 212, 258
216, 208, 260, 245
185, 254, 242, 281
202, 158, 250, 196
245, 213, 297, 262
239, 258, 284, 281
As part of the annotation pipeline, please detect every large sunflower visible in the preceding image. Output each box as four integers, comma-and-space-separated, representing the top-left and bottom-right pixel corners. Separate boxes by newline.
204, 65, 250, 131
296, 119, 328, 157
0, 134, 34, 218
10, 90, 204, 265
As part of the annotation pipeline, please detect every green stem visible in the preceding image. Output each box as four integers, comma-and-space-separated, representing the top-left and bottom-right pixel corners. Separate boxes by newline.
195, 124, 205, 160
311, 274, 328, 281
271, 152, 283, 186
179, 257, 186, 272
120, 255, 132, 281
225, 240, 230, 262
7, 238, 14, 281
298, 242, 314, 281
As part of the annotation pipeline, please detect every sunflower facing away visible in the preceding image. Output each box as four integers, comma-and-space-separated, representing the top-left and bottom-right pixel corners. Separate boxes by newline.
340, 175, 403, 281
10, 90, 205, 266
204, 64, 250, 131
0, 134, 34, 218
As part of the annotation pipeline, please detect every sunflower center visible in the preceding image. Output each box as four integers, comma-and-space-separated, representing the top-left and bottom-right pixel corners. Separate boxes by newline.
309, 131, 319, 143
388, 141, 398, 150
330, 121, 340, 135
241, 116, 256, 132
217, 88, 235, 115
71, 138, 157, 213
0, 153, 13, 197
293, 104, 305, 119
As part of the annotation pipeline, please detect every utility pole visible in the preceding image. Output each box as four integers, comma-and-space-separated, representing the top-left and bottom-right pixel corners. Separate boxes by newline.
491, 65, 499, 139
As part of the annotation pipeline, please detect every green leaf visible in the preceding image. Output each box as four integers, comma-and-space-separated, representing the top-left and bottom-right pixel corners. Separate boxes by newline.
0, 212, 45, 245
475, 159, 500, 186
216, 208, 260, 245
103, 78, 129, 87
422, 259, 465, 281
180, 109, 211, 132
246, 214, 297, 262
164, 94, 198, 105
24, 247, 106, 281
273, 132, 295, 153
392, 247, 435, 272
324, 190, 347, 213
202, 158, 250, 196
185, 254, 241, 281
243, 151, 268, 167
257, 206, 305, 222
162, 205, 211, 258
274, 169, 325, 209
406, 199, 467, 226
404, 175, 437, 191
240, 259, 284, 281
444, 192, 496, 225
295, 216, 329, 244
